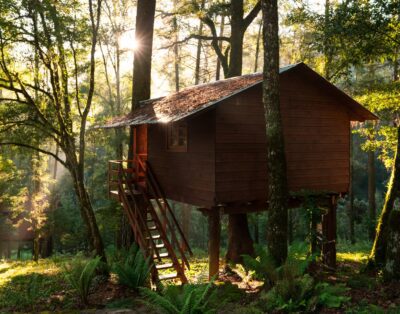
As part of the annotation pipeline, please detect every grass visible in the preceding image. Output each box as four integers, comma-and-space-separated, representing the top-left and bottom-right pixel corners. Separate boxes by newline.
0, 258, 68, 312
0, 243, 399, 313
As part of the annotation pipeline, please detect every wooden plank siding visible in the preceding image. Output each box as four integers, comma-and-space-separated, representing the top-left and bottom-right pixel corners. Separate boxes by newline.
147, 110, 216, 207
147, 70, 351, 207
214, 72, 350, 204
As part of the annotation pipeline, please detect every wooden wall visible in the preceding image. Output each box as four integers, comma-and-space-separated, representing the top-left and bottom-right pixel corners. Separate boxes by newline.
147, 70, 351, 207
148, 110, 216, 207
214, 71, 350, 204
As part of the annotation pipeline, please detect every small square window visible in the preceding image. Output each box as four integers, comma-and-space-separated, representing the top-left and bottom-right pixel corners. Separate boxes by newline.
166, 122, 187, 152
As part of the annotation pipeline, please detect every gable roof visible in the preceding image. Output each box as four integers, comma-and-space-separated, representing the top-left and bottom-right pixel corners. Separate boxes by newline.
103, 63, 377, 128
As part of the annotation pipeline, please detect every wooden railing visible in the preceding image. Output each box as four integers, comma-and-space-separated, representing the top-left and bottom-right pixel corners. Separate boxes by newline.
107, 155, 192, 282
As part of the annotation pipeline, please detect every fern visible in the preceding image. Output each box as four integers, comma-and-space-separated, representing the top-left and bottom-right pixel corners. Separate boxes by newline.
113, 245, 150, 290
139, 280, 217, 314
63, 256, 101, 305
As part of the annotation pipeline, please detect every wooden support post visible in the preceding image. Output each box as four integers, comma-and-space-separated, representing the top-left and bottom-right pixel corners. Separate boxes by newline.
322, 195, 337, 269
208, 208, 221, 280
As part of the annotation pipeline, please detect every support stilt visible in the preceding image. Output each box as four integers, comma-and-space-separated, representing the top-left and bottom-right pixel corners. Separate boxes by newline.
208, 208, 221, 280
322, 195, 337, 268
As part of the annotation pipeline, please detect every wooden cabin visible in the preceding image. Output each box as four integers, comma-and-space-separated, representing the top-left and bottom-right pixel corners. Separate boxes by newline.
106, 63, 377, 282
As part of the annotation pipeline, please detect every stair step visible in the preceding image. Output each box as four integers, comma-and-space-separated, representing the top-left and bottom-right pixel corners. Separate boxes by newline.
149, 243, 165, 250
154, 252, 169, 259
155, 263, 174, 270
159, 273, 178, 281
146, 234, 161, 240
148, 226, 157, 231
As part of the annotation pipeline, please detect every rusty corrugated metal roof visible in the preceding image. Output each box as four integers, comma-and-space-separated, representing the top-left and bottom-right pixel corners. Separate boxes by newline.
101, 63, 377, 128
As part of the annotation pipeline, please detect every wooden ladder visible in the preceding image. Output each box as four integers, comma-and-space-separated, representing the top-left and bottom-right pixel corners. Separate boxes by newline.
108, 157, 192, 284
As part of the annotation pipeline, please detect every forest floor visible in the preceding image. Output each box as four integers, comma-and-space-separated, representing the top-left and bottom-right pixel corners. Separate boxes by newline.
0, 244, 400, 313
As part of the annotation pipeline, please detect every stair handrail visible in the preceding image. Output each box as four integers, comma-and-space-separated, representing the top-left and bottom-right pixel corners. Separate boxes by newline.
134, 156, 192, 269
143, 159, 193, 258
117, 161, 161, 262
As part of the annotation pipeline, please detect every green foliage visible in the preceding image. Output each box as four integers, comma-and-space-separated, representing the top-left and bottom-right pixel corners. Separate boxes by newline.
244, 242, 349, 312
113, 245, 150, 290
63, 256, 101, 305
140, 280, 217, 314
243, 242, 311, 288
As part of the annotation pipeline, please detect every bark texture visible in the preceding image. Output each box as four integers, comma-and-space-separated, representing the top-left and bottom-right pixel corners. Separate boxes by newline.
383, 210, 400, 281
370, 127, 400, 267
131, 0, 156, 110
225, 214, 254, 263
262, 0, 288, 265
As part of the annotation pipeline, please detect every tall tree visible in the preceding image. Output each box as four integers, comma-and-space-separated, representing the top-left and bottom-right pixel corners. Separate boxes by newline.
127, 0, 156, 164
192, 0, 261, 263
131, 0, 156, 110
0, 0, 106, 261
262, 0, 288, 265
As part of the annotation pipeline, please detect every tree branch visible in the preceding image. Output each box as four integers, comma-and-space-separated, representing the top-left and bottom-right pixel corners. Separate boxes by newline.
0, 142, 67, 168
201, 15, 229, 76
243, 1, 261, 31
161, 33, 230, 49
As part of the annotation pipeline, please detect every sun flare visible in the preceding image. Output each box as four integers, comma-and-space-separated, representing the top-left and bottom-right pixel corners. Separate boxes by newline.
119, 30, 139, 51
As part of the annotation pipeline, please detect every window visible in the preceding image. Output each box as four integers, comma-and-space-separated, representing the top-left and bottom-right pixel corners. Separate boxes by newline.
166, 122, 187, 152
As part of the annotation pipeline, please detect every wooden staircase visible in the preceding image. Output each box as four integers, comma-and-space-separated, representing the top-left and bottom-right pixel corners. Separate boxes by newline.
108, 155, 192, 284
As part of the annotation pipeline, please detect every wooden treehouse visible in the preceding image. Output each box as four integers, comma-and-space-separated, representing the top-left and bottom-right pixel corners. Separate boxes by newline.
105, 63, 377, 283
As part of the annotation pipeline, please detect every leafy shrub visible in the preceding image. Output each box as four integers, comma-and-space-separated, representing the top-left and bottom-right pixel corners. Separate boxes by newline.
63, 256, 101, 305
244, 243, 349, 312
243, 242, 311, 288
113, 245, 150, 290
140, 280, 216, 314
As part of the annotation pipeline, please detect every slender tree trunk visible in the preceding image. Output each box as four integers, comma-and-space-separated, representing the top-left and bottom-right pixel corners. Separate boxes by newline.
195, 0, 205, 85
324, 0, 332, 79
349, 132, 355, 244
262, 0, 288, 265
254, 20, 262, 73
394, 49, 399, 82
368, 150, 376, 241
215, 15, 225, 81
173, 0, 180, 91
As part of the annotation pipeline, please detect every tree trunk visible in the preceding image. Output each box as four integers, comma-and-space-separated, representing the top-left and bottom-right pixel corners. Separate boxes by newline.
229, 0, 245, 77
224, 0, 260, 263
368, 150, 376, 241
262, 0, 288, 265
254, 20, 262, 73
69, 161, 106, 262
128, 0, 156, 160
349, 131, 355, 244
383, 210, 400, 281
370, 127, 400, 267
215, 15, 225, 81
195, 0, 205, 85
226, 214, 254, 263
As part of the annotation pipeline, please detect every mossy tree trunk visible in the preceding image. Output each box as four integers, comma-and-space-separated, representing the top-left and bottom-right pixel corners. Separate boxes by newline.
370, 127, 400, 267
262, 0, 288, 265
383, 210, 400, 280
